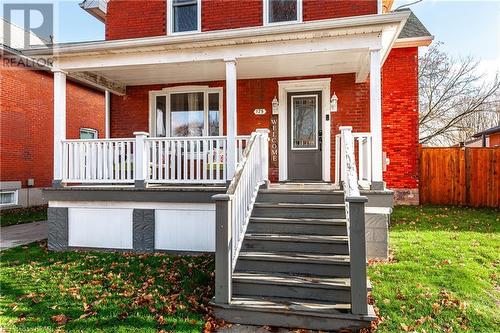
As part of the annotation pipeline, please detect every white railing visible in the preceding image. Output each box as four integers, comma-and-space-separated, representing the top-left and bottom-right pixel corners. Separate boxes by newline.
335, 131, 372, 188
228, 130, 269, 268
146, 136, 228, 184
61, 138, 135, 183
61, 134, 251, 185
337, 126, 369, 316
213, 129, 269, 304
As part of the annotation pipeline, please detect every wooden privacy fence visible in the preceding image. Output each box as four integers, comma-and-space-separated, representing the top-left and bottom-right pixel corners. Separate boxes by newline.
419, 147, 500, 207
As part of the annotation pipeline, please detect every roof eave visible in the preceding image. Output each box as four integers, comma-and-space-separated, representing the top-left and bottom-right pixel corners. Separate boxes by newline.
26, 11, 410, 57
394, 35, 434, 48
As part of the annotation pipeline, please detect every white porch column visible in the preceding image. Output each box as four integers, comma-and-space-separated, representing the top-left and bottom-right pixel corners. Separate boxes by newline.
53, 70, 67, 187
369, 48, 384, 190
105, 90, 111, 138
225, 58, 237, 180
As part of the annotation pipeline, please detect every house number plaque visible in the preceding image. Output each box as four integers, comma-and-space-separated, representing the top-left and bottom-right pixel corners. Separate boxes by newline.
254, 108, 267, 115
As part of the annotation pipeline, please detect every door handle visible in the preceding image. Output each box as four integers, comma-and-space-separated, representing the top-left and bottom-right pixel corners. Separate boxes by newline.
318, 130, 323, 151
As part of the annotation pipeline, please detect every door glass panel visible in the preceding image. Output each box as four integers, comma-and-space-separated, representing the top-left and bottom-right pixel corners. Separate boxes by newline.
292, 96, 317, 149
170, 92, 204, 137
156, 96, 167, 137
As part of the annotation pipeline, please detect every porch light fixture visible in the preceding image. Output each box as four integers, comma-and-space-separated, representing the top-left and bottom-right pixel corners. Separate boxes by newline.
330, 93, 338, 112
272, 96, 279, 114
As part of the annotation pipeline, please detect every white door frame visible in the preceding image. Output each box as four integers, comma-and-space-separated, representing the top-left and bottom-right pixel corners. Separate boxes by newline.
278, 78, 331, 182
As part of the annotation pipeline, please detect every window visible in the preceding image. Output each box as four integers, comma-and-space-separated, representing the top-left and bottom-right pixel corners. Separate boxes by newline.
80, 128, 98, 139
0, 190, 18, 206
153, 88, 223, 137
265, 0, 301, 25
170, 0, 200, 34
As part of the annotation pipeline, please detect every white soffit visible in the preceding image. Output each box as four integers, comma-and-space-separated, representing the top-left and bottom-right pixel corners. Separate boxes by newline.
92, 50, 366, 86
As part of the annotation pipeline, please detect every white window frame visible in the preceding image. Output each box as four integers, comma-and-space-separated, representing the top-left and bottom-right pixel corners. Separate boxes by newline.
79, 128, 99, 139
290, 94, 319, 151
167, 0, 202, 35
263, 0, 303, 26
0, 190, 18, 207
149, 86, 224, 138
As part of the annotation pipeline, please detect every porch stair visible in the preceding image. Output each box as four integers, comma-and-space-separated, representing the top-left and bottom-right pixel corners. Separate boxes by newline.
212, 188, 376, 331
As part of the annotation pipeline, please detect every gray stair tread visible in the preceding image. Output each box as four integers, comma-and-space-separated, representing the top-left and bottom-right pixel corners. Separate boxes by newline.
233, 271, 373, 290
245, 233, 348, 243
230, 296, 351, 313
233, 271, 351, 289
259, 189, 344, 194
238, 251, 351, 264
254, 203, 345, 209
225, 296, 377, 320
249, 217, 347, 225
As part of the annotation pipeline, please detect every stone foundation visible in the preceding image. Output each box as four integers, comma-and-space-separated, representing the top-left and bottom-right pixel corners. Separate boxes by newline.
393, 188, 419, 205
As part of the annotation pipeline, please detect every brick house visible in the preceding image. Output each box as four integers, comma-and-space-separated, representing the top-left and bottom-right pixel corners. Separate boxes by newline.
30, 0, 433, 330
0, 18, 106, 208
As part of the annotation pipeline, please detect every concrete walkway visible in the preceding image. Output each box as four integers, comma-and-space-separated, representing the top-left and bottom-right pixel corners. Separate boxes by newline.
0, 221, 47, 251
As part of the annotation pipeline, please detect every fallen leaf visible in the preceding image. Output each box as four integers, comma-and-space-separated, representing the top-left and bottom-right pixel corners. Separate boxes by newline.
51, 314, 69, 325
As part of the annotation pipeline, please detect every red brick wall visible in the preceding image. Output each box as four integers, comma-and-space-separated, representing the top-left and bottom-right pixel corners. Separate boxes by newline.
105, 0, 377, 40
381, 47, 419, 189
0, 62, 105, 188
106, 0, 166, 40
303, 0, 377, 21
202, 0, 262, 31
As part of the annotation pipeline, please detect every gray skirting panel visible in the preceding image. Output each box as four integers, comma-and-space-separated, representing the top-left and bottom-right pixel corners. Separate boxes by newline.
48, 207, 156, 253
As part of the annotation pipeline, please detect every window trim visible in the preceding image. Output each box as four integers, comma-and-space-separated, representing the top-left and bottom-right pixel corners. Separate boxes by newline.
79, 128, 99, 139
263, 0, 303, 26
167, 0, 202, 36
149, 86, 224, 138
0, 190, 18, 207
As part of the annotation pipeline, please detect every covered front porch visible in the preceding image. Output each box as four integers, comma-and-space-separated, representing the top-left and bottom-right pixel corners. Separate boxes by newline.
38, 12, 409, 190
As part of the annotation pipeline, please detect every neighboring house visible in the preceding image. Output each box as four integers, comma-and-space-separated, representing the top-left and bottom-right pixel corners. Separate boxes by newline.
465, 125, 500, 148
0, 18, 106, 208
29, 0, 433, 330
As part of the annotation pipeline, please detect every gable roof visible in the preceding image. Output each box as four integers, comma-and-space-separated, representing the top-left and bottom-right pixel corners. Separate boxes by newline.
396, 8, 432, 39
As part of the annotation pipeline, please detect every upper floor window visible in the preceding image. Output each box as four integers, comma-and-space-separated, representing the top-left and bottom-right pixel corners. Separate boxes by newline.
264, 0, 302, 25
170, 0, 201, 34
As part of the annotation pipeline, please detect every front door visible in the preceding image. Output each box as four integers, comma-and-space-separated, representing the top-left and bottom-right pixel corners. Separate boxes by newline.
287, 91, 322, 181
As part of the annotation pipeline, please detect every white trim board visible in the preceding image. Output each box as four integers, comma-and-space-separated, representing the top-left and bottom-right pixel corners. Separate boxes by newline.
278, 78, 331, 182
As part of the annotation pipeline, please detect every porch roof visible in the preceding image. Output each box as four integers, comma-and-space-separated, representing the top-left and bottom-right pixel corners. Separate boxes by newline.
27, 12, 410, 94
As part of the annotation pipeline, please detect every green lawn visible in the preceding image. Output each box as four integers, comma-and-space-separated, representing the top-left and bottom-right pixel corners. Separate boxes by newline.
1, 206, 498, 332
0, 206, 48, 227
368, 206, 500, 332
0, 244, 215, 332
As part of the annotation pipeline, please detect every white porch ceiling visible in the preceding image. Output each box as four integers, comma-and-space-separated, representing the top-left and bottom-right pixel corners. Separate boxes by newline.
92, 50, 367, 86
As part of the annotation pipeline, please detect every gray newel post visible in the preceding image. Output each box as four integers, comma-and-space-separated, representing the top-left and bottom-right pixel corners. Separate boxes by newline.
213, 194, 232, 304
346, 196, 369, 315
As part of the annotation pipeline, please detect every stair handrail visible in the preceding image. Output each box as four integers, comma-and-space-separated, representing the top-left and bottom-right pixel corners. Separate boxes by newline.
213, 129, 270, 304
339, 126, 369, 316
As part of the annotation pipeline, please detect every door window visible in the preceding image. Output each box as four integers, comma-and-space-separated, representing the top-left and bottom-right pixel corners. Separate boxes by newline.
291, 95, 318, 150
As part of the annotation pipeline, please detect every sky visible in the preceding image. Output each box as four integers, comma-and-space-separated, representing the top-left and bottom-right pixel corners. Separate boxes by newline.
1, 0, 499, 76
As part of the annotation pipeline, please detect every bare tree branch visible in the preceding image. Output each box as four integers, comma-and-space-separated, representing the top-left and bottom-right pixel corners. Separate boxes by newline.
419, 43, 500, 145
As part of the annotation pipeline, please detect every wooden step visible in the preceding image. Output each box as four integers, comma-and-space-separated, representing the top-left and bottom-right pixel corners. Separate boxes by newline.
252, 202, 346, 219
235, 251, 351, 277
212, 296, 376, 331
247, 217, 347, 236
242, 233, 349, 254
233, 271, 352, 302
257, 190, 344, 204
